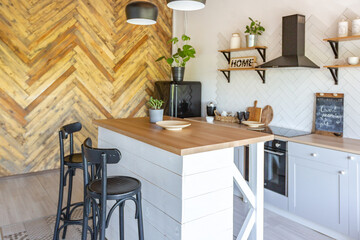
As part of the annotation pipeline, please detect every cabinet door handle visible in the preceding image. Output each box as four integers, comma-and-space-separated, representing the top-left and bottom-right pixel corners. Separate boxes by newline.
338, 170, 346, 175
310, 153, 318, 157
348, 156, 355, 160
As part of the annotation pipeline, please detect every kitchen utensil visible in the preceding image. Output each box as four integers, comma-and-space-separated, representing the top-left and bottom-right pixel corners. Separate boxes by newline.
261, 105, 274, 126
242, 121, 265, 128
247, 100, 262, 122
156, 120, 191, 131
347, 57, 359, 65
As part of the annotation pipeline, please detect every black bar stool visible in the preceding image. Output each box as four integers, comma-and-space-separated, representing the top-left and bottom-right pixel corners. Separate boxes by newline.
53, 122, 85, 240
81, 138, 144, 240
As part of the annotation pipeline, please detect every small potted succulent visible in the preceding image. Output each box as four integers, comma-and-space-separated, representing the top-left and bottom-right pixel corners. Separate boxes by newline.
244, 17, 265, 47
156, 34, 196, 82
148, 97, 164, 123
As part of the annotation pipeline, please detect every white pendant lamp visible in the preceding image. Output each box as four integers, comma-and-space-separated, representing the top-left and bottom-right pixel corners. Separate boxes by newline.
167, 0, 206, 11
126, 1, 158, 25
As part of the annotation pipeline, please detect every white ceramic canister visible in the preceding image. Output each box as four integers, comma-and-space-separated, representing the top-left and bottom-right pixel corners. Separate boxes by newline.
352, 18, 360, 36
338, 20, 349, 37
230, 33, 241, 49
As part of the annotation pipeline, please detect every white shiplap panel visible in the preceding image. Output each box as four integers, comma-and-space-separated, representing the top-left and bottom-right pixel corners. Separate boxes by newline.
183, 187, 233, 223
106, 162, 183, 223
182, 147, 234, 176
182, 208, 233, 240
182, 166, 233, 199
99, 127, 183, 174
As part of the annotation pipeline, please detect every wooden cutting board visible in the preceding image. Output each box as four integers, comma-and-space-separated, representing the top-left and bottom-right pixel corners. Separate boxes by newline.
247, 100, 262, 122
261, 105, 274, 126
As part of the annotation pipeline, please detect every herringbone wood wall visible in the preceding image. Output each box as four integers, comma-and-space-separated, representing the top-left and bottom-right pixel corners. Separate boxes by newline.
0, 0, 172, 176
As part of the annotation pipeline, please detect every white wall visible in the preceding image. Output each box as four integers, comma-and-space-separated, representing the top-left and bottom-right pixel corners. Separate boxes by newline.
174, 0, 360, 139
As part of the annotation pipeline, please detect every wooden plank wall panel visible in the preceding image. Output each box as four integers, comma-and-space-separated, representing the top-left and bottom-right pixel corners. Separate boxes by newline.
0, 0, 172, 176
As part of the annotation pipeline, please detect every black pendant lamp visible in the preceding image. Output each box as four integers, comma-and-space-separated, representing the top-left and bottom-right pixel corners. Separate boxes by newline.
126, 1, 158, 25
167, 0, 206, 11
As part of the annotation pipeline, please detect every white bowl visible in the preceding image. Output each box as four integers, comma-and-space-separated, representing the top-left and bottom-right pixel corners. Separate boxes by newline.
206, 116, 214, 123
347, 57, 359, 65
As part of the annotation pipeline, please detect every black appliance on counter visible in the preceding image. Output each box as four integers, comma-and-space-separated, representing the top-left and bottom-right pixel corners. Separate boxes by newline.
153, 81, 201, 118
243, 126, 310, 196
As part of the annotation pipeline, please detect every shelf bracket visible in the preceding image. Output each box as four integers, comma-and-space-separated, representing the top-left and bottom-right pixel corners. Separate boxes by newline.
256, 48, 266, 62
327, 68, 339, 85
221, 52, 231, 64
220, 70, 231, 83
255, 70, 266, 84
327, 41, 339, 59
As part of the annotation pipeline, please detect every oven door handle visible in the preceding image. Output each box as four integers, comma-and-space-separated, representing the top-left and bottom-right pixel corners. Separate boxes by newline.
264, 149, 285, 156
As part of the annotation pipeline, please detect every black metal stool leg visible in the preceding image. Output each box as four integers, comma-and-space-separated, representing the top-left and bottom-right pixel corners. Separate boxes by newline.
136, 192, 144, 240
119, 202, 125, 240
99, 201, 106, 240
92, 199, 98, 240
53, 165, 65, 240
62, 168, 74, 239
82, 197, 89, 240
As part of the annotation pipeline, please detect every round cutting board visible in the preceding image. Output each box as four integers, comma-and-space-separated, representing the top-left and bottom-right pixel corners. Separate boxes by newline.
261, 105, 273, 126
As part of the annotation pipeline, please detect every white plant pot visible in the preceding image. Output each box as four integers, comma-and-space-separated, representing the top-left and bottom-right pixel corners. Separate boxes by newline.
149, 109, 164, 123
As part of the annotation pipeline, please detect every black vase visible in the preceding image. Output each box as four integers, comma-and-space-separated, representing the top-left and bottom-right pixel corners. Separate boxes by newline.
172, 67, 185, 82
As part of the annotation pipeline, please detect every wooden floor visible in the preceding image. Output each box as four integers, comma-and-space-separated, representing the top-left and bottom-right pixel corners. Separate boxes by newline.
0, 171, 332, 240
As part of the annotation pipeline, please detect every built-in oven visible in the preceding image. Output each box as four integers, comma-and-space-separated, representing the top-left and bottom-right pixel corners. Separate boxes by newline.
244, 139, 288, 196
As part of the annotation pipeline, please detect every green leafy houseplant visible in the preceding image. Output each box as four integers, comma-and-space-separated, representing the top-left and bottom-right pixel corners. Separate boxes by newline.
156, 34, 196, 67
245, 17, 265, 35
147, 97, 164, 110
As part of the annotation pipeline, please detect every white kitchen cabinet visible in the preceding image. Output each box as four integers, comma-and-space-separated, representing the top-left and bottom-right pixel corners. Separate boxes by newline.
288, 142, 355, 237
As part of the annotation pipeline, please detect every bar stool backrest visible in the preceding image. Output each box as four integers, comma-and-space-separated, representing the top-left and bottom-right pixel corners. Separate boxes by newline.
81, 138, 122, 198
59, 122, 82, 161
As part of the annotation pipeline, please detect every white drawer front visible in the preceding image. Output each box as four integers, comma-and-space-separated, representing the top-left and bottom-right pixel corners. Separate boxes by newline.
288, 142, 349, 168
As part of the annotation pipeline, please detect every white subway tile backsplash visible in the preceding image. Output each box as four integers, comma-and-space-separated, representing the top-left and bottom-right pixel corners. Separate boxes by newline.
215, 9, 360, 139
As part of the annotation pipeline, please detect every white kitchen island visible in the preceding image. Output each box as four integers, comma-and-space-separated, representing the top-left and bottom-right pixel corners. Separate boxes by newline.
94, 117, 273, 240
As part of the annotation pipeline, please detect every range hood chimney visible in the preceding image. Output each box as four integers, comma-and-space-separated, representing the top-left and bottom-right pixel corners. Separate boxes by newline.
259, 14, 319, 69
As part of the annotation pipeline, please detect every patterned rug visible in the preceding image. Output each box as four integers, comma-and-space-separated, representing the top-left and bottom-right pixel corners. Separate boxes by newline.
0, 210, 86, 240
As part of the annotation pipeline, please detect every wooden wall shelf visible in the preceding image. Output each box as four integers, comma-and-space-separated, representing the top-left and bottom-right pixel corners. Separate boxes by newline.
323, 35, 360, 84
324, 35, 360, 42
219, 46, 267, 62
218, 46, 267, 83
323, 35, 360, 59
218, 68, 266, 84
324, 64, 360, 85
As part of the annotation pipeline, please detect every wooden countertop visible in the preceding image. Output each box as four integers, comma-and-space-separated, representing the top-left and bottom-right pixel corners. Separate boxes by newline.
189, 117, 360, 155
290, 134, 360, 155
93, 117, 274, 156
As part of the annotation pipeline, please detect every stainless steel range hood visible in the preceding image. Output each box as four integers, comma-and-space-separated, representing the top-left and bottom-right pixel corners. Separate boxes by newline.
259, 14, 319, 69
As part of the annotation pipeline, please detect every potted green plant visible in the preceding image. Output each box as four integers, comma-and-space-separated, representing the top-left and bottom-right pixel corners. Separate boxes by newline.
156, 34, 196, 82
148, 97, 164, 123
244, 17, 265, 47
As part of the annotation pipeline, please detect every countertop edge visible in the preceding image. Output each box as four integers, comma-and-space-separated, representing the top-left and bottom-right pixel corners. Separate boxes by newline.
188, 118, 360, 155
94, 119, 274, 156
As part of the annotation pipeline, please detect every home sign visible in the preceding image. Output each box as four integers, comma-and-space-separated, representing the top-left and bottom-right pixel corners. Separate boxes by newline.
229, 56, 257, 69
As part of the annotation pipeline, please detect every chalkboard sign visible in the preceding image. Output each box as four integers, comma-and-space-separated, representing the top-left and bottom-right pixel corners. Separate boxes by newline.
314, 93, 344, 137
